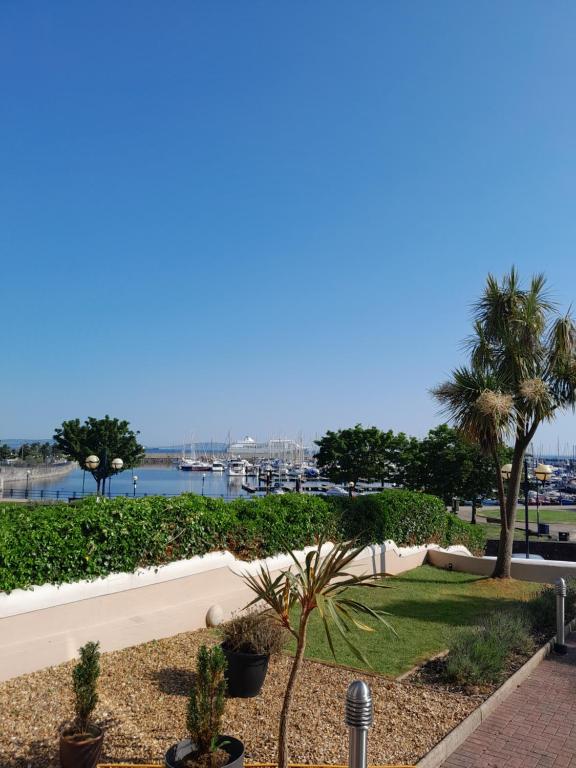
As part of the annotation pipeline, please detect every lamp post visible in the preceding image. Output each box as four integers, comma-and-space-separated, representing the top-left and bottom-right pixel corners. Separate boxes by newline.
133, 474, 138, 497
85, 454, 123, 497
25, 470, 31, 498
348, 481, 355, 498
501, 462, 530, 559
202, 473, 206, 497
534, 463, 553, 536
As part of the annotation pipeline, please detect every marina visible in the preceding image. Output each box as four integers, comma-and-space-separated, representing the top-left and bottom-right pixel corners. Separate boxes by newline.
0, 461, 349, 501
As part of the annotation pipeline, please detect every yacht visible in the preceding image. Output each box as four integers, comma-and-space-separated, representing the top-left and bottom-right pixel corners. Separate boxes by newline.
180, 459, 212, 472
211, 460, 225, 472
227, 459, 246, 476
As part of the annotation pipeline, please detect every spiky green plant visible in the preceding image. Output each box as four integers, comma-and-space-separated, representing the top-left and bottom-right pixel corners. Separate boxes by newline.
72, 640, 100, 734
241, 537, 394, 768
187, 645, 227, 757
433, 269, 576, 578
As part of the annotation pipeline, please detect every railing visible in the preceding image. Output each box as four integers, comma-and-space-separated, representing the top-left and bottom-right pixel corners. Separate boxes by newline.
0, 488, 250, 501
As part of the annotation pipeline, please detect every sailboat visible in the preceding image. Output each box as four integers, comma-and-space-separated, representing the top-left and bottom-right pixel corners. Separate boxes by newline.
180, 440, 211, 471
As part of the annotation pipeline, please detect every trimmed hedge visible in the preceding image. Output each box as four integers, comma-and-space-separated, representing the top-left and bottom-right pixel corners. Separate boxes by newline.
0, 490, 484, 592
335, 490, 485, 554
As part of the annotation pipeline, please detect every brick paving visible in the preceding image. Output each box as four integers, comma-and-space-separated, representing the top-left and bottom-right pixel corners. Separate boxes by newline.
442, 633, 576, 768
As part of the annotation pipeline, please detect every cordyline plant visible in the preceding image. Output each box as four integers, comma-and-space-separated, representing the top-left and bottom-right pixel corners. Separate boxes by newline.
72, 641, 101, 735
241, 538, 394, 768
433, 268, 576, 578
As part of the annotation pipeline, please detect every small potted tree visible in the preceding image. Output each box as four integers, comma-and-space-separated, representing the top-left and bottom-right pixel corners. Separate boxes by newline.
165, 645, 244, 768
220, 610, 287, 697
59, 640, 103, 768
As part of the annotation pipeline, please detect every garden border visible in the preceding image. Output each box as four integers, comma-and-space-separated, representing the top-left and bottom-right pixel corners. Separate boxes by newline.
416, 618, 576, 768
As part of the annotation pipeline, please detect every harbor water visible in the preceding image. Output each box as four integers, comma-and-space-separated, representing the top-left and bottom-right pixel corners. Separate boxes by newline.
5, 465, 251, 499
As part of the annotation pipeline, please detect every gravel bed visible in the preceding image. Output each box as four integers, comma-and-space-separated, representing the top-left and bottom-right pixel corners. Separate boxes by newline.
0, 629, 480, 767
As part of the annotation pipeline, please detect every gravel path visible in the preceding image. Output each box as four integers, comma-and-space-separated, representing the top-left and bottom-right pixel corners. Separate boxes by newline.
0, 629, 480, 767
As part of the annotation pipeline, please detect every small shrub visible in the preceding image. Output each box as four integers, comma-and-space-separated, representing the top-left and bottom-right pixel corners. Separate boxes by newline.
526, 578, 576, 635
444, 611, 534, 686
72, 641, 101, 734
445, 629, 506, 685
187, 645, 227, 756
220, 610, 287, 655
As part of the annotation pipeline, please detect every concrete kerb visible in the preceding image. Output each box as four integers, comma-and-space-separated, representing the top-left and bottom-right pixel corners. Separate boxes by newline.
416, 617, 576, 768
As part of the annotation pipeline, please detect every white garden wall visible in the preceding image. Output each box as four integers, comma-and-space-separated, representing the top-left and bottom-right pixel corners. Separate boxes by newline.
0, 541, 427, 681
3, 539, 570, 682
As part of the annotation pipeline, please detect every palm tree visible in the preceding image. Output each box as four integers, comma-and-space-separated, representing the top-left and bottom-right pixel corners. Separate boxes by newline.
433, 268, 576, 578
241, 538, 394, 768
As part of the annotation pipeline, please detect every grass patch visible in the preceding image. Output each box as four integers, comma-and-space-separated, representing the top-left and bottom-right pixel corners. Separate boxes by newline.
479, 506, 576, 525
477, 523, 530, 540
289, 565, 541, 677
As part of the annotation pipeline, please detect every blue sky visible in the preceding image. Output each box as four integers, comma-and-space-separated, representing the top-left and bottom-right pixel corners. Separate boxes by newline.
2, 1, 576, 451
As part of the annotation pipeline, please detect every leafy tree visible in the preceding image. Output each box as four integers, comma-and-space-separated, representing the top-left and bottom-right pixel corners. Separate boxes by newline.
0, 444, 14, 461
407, 425, 511, 522
53, 416, 145, 494
11, 442, 58, 463
433, 269, 576, 577
314, 424, 413, 484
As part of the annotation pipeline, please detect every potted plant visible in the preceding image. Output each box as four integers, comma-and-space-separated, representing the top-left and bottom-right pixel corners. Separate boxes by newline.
241, 537, 395, 768
165, 644, 244, 768
59, 640, 103, 768
220, 610, 287, 697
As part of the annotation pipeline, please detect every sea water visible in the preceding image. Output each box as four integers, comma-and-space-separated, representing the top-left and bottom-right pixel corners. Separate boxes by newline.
16, 465, 249, 499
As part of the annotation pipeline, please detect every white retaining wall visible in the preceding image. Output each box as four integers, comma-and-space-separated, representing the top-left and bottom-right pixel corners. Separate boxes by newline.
3, 539, 571, 682
0, 540, 428, 681
427, 547, 576, 582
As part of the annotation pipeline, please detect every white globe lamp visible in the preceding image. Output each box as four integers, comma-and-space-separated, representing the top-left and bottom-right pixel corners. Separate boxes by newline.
85, 455, 100, 470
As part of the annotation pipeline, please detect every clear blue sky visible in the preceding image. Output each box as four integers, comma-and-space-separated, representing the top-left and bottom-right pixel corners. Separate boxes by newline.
2, 1, 576, 451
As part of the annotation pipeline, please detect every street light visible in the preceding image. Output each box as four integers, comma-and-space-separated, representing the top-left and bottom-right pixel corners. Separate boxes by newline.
348, 481, 355, 498
26, 470, 31, 498
85, 454, 123, 497
534, 463, 554, 536
133, 474, 138, 497
202, 473, 206, 497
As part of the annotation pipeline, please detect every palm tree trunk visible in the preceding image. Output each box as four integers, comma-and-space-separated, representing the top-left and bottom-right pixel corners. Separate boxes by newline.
278, 618, 308, 768
492, 446, 525, 578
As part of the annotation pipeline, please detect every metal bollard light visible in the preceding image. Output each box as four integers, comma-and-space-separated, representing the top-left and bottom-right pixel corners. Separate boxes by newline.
345, 680, 373, 768
555, 577, 568, 655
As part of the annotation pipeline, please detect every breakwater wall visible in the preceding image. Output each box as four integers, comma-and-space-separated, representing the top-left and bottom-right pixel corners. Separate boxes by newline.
0, 462, 76, 484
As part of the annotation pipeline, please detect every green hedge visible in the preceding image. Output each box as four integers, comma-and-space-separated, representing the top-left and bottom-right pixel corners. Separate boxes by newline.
335, 490, 485, 554
0, 490, 483, 592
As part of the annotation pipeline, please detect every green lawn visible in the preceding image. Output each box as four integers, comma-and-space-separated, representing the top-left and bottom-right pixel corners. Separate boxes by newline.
480, 506, 576, 525
290, 565, 541, 677
478, 523, 536, 540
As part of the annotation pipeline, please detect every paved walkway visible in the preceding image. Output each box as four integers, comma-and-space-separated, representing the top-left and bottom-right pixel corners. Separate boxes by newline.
442, 632, 576, 768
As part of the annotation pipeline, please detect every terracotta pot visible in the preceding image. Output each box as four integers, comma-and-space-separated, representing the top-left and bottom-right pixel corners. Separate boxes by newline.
165, 735, 244, 768
59, 725, 104, 768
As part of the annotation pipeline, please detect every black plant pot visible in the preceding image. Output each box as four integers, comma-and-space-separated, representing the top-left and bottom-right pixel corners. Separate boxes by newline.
59, 725, 104, 768
165, 735, 244, 768
221, 643, 270, 698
